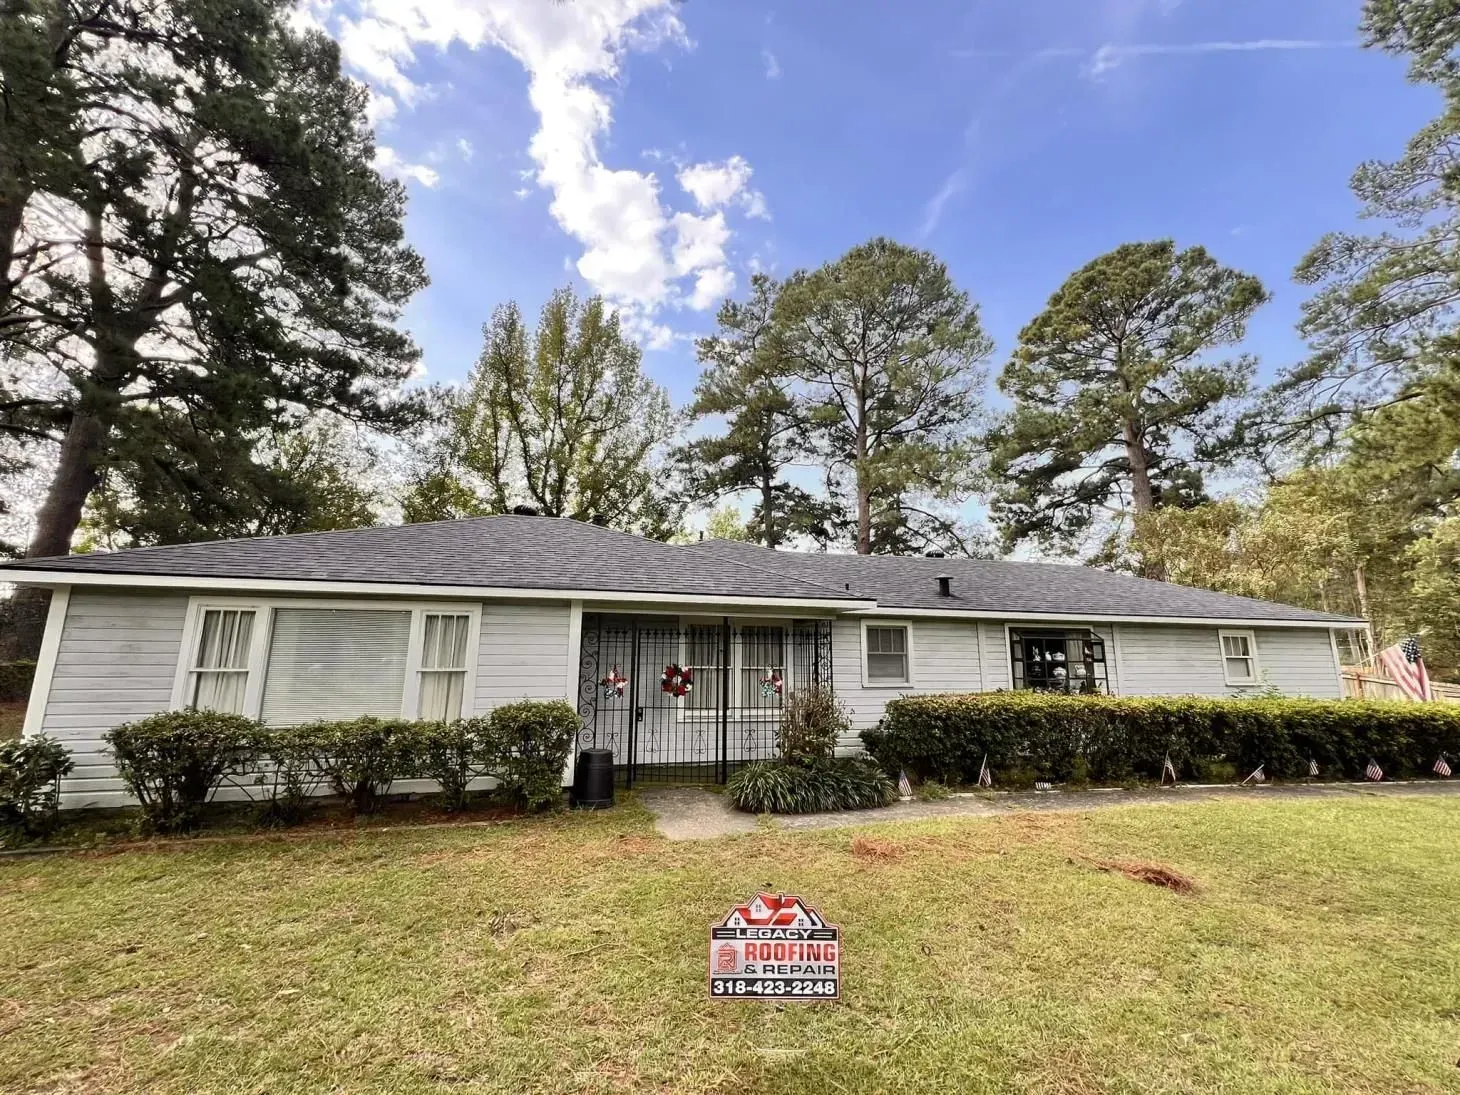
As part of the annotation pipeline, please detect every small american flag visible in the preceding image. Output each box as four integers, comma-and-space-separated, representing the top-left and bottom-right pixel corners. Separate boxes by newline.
1241, 764, 1266, 786
1435, 755, 1452, 778
1308, 758, 1320, 777
897, 770, 913, 798
978, 753, 993, 788
1162, 754, 1177, 785
1365, 757, 1384, 782
1377, 637, 1433, 702
1034, 781, 1052, 791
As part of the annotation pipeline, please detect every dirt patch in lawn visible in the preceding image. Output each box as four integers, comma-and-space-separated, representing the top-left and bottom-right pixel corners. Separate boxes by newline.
851, 836, 905, 861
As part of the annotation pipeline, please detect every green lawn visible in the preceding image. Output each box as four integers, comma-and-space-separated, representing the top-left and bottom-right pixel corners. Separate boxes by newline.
4, 797, 1459, 1094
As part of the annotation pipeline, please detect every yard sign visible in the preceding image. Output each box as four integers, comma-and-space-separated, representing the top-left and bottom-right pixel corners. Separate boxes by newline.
709, 892, 840, 1000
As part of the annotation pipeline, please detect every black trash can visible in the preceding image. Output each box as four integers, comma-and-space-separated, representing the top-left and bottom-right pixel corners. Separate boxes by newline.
572, 749, 615, 809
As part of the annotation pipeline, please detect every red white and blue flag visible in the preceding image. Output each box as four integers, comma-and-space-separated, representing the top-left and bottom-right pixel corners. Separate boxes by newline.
1378, 638, 1433, 702
897, 770, 913, 798
1435, 755, 1452, 778
1365, 758, 1384, 782
978, 754, 993, 788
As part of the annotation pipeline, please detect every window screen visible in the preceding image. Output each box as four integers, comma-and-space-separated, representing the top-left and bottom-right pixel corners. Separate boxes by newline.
260, 608, 412, 725
419, 613, 471, 720
865, 626, 909, 682
190, 608, 255, 714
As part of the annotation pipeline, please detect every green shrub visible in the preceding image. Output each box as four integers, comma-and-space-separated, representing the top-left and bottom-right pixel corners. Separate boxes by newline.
727, 757, 896, 814
777, 685, 850, 763
0, 735, 73, 837
480, 701, 577, 811
106, 712, 261, 833
291, 717, 417, 815
409, 719, 490, 812
242, 725, 332, 827
867, 692, 1460, 785
0, 660, 36, 703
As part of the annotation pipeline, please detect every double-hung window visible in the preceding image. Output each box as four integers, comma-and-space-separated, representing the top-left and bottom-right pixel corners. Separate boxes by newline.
418, 613, 472, 720
684, 624, 726, 714
1220, 630, 1259, 686
176, 600, 479, 724
863, 623, 911, 686
188, 608, 256, 714
740, 626, 787, 707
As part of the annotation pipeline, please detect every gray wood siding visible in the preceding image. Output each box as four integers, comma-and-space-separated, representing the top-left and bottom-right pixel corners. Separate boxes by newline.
476, 601, 572, 708
1113, 625, 1341, 698
831, 618, 982, 744
39, 589, 189, 809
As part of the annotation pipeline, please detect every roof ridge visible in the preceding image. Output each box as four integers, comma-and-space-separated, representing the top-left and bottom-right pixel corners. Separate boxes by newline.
681, 541, 861, 598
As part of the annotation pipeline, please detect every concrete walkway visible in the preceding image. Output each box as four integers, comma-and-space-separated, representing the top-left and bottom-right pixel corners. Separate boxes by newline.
640, 780, 1460, 841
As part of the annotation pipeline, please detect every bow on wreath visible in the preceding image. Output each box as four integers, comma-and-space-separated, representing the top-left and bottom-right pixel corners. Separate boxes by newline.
661, 663, 695, 697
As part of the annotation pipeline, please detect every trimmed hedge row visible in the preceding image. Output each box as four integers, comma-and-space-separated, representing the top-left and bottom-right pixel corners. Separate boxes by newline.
861, 692, 1460, 786
106, 701, 579, 834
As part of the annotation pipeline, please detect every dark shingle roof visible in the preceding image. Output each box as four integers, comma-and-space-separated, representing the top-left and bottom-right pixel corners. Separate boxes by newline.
686, 540, 1363, 624
0, 517, 1364, 623
0, 516, 859, 602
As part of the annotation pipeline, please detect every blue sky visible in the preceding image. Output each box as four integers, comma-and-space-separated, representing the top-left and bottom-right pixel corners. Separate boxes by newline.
301, 0, 1437, 412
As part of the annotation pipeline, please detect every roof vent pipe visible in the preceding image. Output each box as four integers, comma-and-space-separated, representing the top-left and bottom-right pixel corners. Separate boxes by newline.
936, 574, 953, 598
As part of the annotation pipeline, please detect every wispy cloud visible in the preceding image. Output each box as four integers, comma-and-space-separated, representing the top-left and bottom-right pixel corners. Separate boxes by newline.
762, 48, 781, 80
952, 38, 1353, 76
1088, 38, 1353, 76
918, 169, 966, 240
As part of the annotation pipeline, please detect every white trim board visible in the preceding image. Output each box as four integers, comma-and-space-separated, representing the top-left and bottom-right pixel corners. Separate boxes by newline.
21, 585, 70, 738
861, 619, 914, 688
0, 569, 874, 613
849, 606, 1357, 629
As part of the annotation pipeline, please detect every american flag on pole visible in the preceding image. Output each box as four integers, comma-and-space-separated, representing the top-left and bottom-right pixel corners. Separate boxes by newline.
1308, 758, 1320, 777
1377, 637, 1433, 701
1241, 764, 1266, 786
978, 753, 993, 788
1365, 757, 1384, 782
897, 770, 913, 798
1435, 755, 1452, 778
1162, 754, 1177, 785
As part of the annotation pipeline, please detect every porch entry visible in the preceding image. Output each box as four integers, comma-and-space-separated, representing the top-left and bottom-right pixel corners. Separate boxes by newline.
575, 615, 835, 786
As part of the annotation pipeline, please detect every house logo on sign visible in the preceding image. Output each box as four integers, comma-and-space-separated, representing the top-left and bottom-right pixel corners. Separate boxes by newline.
709, 892, 840, 1001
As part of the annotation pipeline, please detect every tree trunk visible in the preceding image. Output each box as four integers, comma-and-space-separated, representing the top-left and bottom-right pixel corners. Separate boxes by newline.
760, 469, 776, 548
855, 371, 871, 555
1123, 418, 1166, 580
27, 409, 107, 558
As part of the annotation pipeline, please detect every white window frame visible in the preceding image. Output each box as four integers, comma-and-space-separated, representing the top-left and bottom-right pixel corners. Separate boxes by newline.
861, 619, 913, 688
1218, 628, 1260, 687
171, 596, 482, 722
676, 618, 793, 721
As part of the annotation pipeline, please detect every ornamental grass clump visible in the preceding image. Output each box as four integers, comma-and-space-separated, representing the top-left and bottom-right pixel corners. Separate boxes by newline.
726, 687, 895, 814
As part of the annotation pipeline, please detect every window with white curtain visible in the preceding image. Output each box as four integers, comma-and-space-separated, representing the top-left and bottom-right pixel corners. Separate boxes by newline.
418, 613, 471, 720
188, 608, 256, 713
260, 608, 413, 726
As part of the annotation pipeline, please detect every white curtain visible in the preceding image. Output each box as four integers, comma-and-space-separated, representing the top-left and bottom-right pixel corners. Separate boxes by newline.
191, 609, 254, 713
418, 614, 470, 720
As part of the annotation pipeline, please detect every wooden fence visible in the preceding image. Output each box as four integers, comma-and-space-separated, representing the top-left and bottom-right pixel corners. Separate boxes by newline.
1341, 668, 1460, 703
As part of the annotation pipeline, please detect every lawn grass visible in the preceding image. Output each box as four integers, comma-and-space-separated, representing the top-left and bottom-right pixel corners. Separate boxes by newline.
3, 797, 1460, 1094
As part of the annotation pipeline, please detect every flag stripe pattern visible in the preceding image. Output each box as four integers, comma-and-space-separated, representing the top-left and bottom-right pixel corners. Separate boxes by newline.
1434, 756, 1452, 778
1378, 639, 1434, 702
978, 754, 992, 788
897, 770, 913, 798
1241, 765, 1265, 785
1162, 754, 1177, 784
1308, 758, 1320, 777
1365, 758, 1384, 782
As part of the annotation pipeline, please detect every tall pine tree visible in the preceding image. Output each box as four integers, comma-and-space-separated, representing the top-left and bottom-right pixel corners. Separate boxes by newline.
991, 241, 1266, 572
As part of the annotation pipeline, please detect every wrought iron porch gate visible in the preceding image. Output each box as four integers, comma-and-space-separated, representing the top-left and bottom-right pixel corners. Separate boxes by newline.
575, 615, 834, 786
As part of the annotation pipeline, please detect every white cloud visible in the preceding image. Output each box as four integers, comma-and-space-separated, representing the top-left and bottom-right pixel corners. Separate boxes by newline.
1087, 38, 1351, 77
762, 48, 781, 79
689, 265, 735, 311
514, 186, 532, 200
457, 137, 474, 161
308, 0, 770, 341
374, 146, 441, 188
365, 90, 398, 127
677, 156, 770, 220
918, 169, 965, 240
